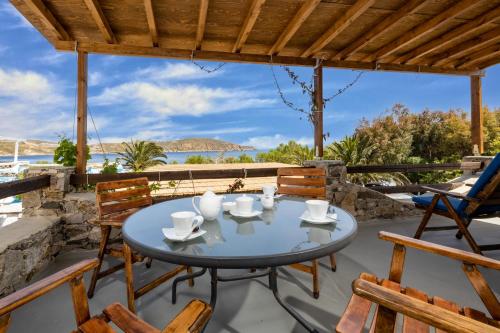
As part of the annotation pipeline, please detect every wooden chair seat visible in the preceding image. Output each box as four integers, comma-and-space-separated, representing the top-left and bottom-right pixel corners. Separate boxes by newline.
338, 273, 500, 333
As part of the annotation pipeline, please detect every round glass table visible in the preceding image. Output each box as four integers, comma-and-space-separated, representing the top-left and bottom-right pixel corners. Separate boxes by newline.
123, 194, 357, 332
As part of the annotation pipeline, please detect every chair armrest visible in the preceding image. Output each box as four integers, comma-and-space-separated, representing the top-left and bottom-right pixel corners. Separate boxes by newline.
162, 300, 212, 333
353, 278, 500, 333
0, 259, 98, 317
379, 232, 500, 270
421, 186, 479, 202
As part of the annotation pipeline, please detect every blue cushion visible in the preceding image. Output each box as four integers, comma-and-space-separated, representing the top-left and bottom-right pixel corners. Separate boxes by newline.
412, 194, 463, 213
457, 153, 500, 212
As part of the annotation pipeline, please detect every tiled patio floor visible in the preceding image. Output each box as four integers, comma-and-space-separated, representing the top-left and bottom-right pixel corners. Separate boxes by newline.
6, 215, 500, 332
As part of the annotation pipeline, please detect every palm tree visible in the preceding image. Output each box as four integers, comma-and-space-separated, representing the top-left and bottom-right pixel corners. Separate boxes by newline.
326, 135, 408, 185
118, 140, 167, 172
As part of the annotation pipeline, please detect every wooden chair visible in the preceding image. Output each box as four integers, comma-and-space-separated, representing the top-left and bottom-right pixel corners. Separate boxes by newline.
88, 177, 191, 303
277, 167, 336, 299
412, 153, 500, 255
0, 259, 211, 333
337, 231, 500, 333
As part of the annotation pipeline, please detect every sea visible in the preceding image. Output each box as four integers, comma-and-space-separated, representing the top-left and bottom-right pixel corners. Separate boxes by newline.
0, 150, 265, 165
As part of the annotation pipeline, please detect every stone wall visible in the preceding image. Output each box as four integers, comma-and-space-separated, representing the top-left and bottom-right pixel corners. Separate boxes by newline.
304, 160, 418, 221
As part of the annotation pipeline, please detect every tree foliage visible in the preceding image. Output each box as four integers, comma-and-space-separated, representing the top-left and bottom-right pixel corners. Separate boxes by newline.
118, 140, 167, 172
53, 135, 90, 167
256, 141, 315, 165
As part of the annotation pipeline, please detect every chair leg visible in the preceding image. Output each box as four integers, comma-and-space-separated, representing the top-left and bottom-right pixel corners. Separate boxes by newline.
312, 259, 319, 299
414, 195, 439, 239
87, 225, 111, 298
145, 257, 153, 268
455, 218, 472, 240
187, 266, 195, 287
329, 254, 337, 272
123, 242, 137, 313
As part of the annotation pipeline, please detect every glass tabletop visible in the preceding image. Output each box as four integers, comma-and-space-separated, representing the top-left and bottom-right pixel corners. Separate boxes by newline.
123, 194, 357, 268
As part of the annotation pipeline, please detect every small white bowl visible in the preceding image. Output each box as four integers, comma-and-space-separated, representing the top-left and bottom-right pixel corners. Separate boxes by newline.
222, 201, 236, 212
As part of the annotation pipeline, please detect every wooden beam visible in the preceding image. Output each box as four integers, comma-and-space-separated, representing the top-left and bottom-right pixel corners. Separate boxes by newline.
0, 175, 51, 199
268, 0, 321, 56
76, 51, 88, 175
363, 0, 478, 62
331, 0, 426, 61
83, 0, 116, 44
397, 5, 500, 65
477, 57, 500, 69
55, 41, 482, 76
143, 0, 158, 47
24, 0, 71, 41
232, 0, 266, 53
301, 0, 375, 58
313, 60, 323, 158
431, 27, 500, 67
195, 0, 209, 50
470, 75, 483, 154
458, 44, 500, 69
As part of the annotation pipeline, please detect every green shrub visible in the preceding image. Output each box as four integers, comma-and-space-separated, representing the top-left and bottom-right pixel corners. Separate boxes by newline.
101, 158, 119, 174
53, 135, 90, 167
185, 155, 214, 164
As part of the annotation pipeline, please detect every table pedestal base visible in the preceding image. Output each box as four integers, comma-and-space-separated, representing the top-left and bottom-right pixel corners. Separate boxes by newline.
172, 267, 319, 333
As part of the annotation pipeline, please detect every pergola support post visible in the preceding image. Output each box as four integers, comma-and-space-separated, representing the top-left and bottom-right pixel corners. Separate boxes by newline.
313, 59, 324, 158
470, 75, 483, 154
76, 51, 88, 174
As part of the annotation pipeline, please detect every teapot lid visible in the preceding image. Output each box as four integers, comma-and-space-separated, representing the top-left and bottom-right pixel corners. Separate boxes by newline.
202, 189, 216, 197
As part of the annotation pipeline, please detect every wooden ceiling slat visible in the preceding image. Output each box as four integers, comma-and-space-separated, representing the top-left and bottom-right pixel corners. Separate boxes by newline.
24, 0, 71, 41
232, 0, 266, 53
397, 5, 500, 65
195, 0, 209, 50
331, 0, 427, 61
477, 57, 500, 70
301, 0, 376, 58
432, 26, 500, 67
143, 0, 158, 47
268, 0, 321, 56
457, 44, 500, 69
83, 0, 116, 44
363, 0, 479, 62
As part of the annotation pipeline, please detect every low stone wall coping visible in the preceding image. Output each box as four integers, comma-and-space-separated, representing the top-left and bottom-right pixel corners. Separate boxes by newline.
65, 192, 95, 202
0, 216, 60, 253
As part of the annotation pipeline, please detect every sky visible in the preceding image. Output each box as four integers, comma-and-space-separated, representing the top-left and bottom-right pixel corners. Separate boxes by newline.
0, 2, 498, 150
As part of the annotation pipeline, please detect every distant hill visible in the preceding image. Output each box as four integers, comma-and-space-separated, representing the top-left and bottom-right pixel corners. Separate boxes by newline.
0, 138, 254, 156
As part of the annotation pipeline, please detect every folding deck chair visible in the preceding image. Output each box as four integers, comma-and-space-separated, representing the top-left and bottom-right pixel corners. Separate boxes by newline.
412, 153, 500, 254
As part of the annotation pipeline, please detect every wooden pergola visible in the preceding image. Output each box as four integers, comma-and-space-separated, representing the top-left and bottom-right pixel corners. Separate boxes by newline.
10, 0, 500, 174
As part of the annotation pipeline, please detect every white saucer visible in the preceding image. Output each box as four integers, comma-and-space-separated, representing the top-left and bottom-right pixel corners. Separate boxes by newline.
256, 194, 284, 200
162, 228, 207, 242
299, 211, 337, 224
229, 209, 262, 218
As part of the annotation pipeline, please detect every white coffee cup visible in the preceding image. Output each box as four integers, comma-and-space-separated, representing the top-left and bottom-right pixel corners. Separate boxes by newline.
222, 201, 236, 212
171, 211, 204, 236
306, 200, 329, 220
261, 194, 274, 210
262, 184, 277, 196
235, 195, 254, 214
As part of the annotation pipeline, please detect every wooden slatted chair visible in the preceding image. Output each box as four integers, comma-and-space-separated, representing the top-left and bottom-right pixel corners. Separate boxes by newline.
412, 153, 500, 255
88, 177, 191, 300
337, 231, 500, 333
0, 259, 212, 333
277, 167, 336, 299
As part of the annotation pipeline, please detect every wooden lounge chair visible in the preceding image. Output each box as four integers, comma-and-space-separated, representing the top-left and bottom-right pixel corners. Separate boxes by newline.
277, 167, 336, 299
0, 259, 211, 333
337, 231, 500, 333
88, 177, 192, 305
412, 153, 500, 254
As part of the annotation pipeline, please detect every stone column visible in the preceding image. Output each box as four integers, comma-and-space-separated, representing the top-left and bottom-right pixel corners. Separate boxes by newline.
303, 160, 346, 202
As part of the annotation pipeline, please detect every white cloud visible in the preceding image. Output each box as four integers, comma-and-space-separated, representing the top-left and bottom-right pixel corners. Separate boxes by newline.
35, 51, 72, 65
242, 134, 313, 150
0, 67, 71, 139
0, 44, 8, 54
89, 72, 104, 86
136, 63, 224, 81
0, 3, 32, 30
91, 82, 275, 116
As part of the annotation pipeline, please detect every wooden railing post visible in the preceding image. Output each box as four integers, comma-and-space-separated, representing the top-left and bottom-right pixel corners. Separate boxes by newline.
470, 75, 483, 154
76, 51, 88, 175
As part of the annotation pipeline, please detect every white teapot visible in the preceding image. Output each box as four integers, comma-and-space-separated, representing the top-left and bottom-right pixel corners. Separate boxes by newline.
192, 190, 224, 221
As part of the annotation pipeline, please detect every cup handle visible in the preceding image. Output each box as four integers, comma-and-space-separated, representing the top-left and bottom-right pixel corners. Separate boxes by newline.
192, 215, 204, 229
192, 196, 202, 215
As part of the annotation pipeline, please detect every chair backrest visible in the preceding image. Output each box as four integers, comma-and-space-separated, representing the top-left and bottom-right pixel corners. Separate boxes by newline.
277, 167, 326, 199
459, 153, 500, 215
96, 177, 152, 220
